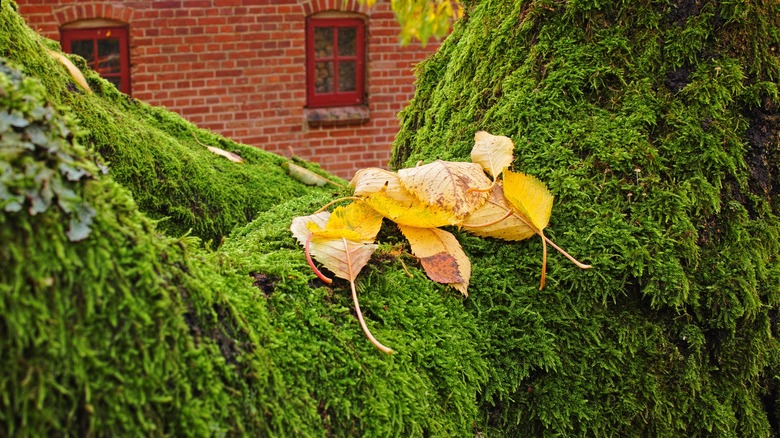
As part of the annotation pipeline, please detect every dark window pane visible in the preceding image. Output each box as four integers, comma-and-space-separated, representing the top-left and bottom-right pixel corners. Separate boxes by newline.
97, 38, 121, 75
314, 27, 333, 58
314, 61, 334, 93
104, 76, 122, 90
70, 40, 94, 65
338, 61, 356, 92
338, 27, 356, 56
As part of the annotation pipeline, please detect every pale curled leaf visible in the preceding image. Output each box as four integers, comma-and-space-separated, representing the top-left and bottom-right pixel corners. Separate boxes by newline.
291, 210, 393, 354
309, 237, 378, 282
398, 160, 491, 219
471, 131, 514, 179
398, 224, 471, 296
207, 146, 243, 163
45, 48, 92, 93
350, 167, 459, 228
462, 183, 535, 241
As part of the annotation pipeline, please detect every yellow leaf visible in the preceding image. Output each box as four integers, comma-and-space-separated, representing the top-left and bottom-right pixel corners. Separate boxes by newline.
306, 201, 383, 242
398, 160, 491, 219
471, 131, 514, 180
45, 48, 92, 93
291, 210, 394, 354
397, 224, 471, 296
462, 183, 535, 241
351, 167, 459, 228
503, 170, 554, 231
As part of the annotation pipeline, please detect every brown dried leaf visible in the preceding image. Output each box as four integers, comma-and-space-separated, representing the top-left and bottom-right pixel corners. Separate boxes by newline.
398, 224, 471, 296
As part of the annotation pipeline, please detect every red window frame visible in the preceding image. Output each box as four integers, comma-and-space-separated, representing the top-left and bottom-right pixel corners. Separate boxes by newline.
306, 17, 365, 108
60, 27, 131, 95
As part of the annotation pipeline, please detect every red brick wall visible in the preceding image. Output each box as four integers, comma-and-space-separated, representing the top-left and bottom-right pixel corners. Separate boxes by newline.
17, 0, 440, 178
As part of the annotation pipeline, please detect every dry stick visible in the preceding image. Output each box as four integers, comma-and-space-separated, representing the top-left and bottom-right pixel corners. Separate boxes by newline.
344, 237, 394, 355
398, 256, 414, 278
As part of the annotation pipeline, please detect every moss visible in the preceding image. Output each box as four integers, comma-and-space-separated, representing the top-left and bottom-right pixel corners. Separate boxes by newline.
395, 0, 780, 435
0, 0, 336, 245
0, 4, 486, 436
3, 0, 780, 435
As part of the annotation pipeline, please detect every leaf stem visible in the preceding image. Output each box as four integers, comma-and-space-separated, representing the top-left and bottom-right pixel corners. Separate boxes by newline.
540, 233, 592, 270
461, 209, 512, 228
488, 202, 592, 271
314, 196, 364, 214
344, 237, 395, 355
539, 233, 547, 290
305, 234, 333, 284
466, 179, 497, 193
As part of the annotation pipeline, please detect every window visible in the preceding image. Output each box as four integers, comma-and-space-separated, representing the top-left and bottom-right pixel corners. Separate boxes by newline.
61, 26, 130, 94
306, 17, 365, 108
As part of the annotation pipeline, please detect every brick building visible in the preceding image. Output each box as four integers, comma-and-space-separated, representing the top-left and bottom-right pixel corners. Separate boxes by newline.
16, 0, 441, 178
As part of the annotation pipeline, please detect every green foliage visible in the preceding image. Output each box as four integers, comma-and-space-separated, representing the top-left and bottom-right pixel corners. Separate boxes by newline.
0, 0, 334, 245
358, 0, 462, 46
395, 0, 780, 435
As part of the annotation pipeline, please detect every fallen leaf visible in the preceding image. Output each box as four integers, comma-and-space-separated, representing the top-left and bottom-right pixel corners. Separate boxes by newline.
471, 131, 514, 180
45, 48, 92, 93
306, 201, 383, 242
282, 161, 344, 187
501, 170, 591, 289
291, 209, 394, 354
398, 224, 471, 296
351, 167, 459, 228
207, 146, 243, 163
503, 170, 553, 232
398, 160, 491, 218
461, 183, 535, 241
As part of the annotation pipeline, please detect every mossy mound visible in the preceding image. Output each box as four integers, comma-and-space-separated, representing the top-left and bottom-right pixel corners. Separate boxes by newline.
0, 40, 487, 437
0, 0, 334, 245
0, 3, 485, 436
394, 0, 780, 435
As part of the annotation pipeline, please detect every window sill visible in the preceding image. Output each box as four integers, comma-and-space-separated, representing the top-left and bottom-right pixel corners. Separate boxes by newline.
305, 105, 369, 127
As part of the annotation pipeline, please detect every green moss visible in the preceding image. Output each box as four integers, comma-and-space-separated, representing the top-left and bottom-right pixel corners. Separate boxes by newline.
0, 0, 336, 245
3, 0, 780, 435
396, 0, 780, 435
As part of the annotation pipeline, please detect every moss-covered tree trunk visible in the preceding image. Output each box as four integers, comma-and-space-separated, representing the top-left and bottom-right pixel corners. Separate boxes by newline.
2, 0, 780, 436
393, 0, 780, 435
